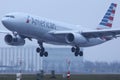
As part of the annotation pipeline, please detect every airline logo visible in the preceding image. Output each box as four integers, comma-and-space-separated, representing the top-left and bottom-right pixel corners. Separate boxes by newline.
26, 16, 30, 23
26, 16, 56, 30
99, 3, 117, 28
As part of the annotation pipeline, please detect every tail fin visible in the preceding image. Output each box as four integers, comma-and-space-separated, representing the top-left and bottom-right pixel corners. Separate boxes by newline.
97, 3, 117, 29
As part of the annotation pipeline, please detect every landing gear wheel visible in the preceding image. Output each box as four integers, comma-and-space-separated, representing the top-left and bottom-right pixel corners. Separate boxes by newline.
75, 52, 79, 56
71, 47, 76, 52
44, 52, 48, 57
40, 52, 44, 57
79, 51, 83, 56
71, 46, 83, 57
36, 47, 40, 53
37, 41, 48, 57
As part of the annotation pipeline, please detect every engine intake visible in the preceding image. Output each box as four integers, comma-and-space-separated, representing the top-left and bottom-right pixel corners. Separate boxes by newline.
5, 34, 25, 46
65, 33, 87, 45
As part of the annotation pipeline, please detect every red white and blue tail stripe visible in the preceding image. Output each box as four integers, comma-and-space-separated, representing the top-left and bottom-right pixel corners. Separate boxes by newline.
97, 3, 117, 29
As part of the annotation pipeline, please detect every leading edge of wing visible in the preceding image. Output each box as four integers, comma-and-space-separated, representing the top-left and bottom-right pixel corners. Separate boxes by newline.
0, 30, 11, 34
48, 30, 78, 35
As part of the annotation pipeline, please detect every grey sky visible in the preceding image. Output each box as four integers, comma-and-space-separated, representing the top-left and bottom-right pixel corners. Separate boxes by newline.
0, 0, 120, 62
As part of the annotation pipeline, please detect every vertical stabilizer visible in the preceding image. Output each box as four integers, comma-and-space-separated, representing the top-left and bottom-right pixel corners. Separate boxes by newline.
97, 3, 117, 29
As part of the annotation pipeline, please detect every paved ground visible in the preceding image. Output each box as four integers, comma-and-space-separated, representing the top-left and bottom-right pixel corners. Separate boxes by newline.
0, 74, 120, 80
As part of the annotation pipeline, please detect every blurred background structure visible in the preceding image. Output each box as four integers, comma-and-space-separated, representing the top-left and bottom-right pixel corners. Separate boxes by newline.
0, 46, 83, 74
0, 46, 120, 74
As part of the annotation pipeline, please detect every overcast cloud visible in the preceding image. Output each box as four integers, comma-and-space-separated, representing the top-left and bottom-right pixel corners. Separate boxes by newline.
0, 0, 120, 62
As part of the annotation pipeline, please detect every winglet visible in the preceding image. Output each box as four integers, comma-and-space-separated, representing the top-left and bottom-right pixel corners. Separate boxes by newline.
97, 3, 117, 30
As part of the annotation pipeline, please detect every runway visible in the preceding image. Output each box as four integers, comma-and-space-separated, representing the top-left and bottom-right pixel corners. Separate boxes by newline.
0, 74, 120, 80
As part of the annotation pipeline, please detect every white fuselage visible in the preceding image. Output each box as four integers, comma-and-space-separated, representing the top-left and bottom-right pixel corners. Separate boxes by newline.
2, 12, 106, 47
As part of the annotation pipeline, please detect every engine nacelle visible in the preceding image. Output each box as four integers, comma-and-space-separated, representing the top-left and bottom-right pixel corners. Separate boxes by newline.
65, 33, 87, 45
4, 34, 25, 46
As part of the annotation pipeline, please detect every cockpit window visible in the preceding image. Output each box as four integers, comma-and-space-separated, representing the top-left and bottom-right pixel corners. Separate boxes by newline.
5, 15, 15, 18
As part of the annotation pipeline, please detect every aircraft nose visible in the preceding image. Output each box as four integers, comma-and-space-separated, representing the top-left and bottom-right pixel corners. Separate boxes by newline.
1, 17, 12, 27
1, 17, 10, 25
1, 17, 14, 30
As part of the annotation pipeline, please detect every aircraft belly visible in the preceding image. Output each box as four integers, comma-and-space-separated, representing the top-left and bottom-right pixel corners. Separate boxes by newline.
42, 34, 67, 45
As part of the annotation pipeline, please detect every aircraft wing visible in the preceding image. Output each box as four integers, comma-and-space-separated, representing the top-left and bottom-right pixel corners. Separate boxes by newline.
81, 29, 120, 38
0, 30, 11, 34
49, 29, 120, 38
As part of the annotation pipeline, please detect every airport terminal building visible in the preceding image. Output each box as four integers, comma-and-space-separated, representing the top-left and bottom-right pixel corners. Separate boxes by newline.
0, 46, 83, 74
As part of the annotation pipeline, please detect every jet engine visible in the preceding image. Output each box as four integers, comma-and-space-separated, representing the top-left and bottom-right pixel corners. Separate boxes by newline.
65, 33, 87, 45
4, 34, 25, 46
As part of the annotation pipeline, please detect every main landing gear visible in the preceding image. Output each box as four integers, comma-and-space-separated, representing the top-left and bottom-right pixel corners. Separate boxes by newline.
71, 46, 83, 57
36, 41, 48, 57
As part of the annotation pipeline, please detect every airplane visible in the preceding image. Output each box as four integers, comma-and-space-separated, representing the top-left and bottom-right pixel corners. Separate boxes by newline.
1, 3, 120, 57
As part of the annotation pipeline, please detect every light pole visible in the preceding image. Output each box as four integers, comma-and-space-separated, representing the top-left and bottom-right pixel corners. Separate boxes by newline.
66, 58, 71, 80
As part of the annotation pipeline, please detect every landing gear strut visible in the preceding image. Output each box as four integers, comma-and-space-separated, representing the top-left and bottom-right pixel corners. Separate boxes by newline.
36, 41, 48, 57
71, 46, 83, 57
